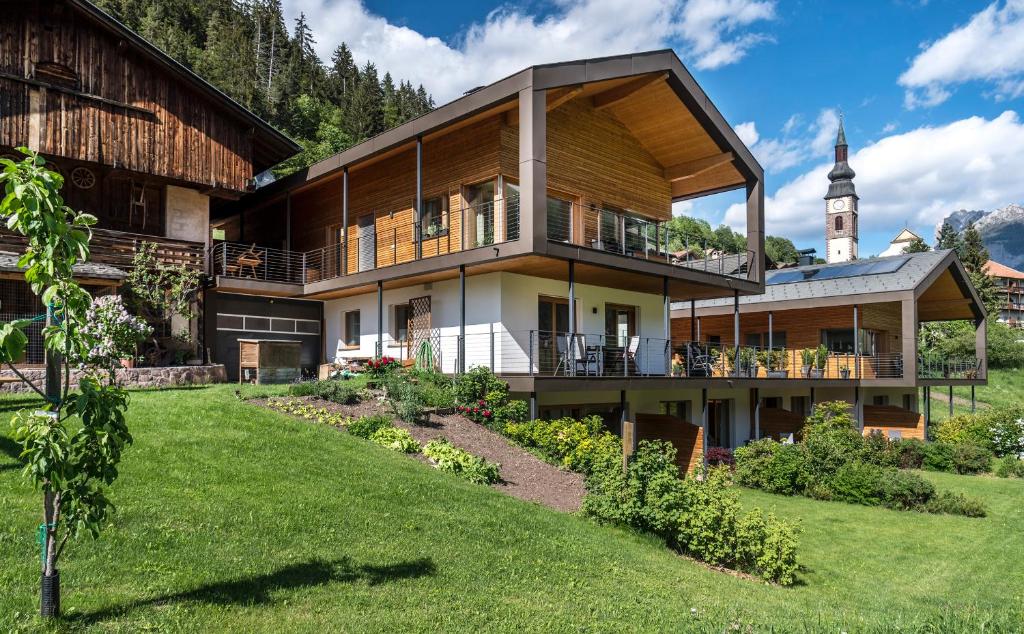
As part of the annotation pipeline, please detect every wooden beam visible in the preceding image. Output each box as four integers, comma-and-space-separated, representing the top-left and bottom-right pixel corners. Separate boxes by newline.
546, 85, 583, 111
592, 72, 668, 110
663, 152, 734, 182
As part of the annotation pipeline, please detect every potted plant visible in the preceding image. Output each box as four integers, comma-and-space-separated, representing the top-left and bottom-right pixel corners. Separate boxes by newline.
800, 348, 814, 378
760, 348, 789, 379
671, 353, 685, 377
740, 346, 759, 377
839, 363, 850, 380
809, 344, 829, 379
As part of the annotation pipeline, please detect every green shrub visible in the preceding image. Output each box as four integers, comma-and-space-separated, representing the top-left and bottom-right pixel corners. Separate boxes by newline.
288, 380, 363, 405
370, 427, 420, 453
505, 416, 620, 477
454, 366, 507, 405
934, 414, 993, 450
951, 443, 993, 474
828, 461, 884, 506
422, 438, 501, 485
862, 431, 900, 467
922, 442, 956, 473
985, 406, 1024, 457
994, 455, 1024, 478
735, 508, 800, 587
492, 399, 528, 432
348, 414, 393, 439
925, 491, 987, 517
734, 439, 806, 495
583, 441, 800, 585
878, 469, 936, 510
407, 369, 456, 409
893, 438, 927, 469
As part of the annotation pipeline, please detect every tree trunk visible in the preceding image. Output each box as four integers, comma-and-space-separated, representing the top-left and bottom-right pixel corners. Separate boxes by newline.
41, 490, 60, 617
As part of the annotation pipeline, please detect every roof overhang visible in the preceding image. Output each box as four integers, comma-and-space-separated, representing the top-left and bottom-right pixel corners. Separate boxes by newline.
67, 0, 300, 170
914, 251, 987, 323
237, 50, 762, 211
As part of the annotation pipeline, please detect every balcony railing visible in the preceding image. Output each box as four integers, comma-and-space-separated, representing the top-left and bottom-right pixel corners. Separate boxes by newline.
213, 197, 520, 285
546, 202, 756, 280
918, 355, 984, 380
0, 227, 206, 272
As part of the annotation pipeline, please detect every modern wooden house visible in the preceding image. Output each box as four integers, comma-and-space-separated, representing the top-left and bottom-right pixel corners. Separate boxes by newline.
671, 249, 987, 446
0, 0, 299, 363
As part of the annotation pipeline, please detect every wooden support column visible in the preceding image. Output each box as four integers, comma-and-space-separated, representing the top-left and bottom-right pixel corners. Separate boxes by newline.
733, 290, 740, 371
745, 179, 765, 282
901, 298, 918, 381
342, 167, 349, 276
690, 299, 696, 342
376, 281, 383, 357
415, 136, 423, 260
459, 265, 466, 374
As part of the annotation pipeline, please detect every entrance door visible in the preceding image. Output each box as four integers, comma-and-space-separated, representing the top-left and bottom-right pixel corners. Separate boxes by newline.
605, 304, 637, 373
538, 296, 571, 374
464, 181, 495, 248
708, 399, 731, 448
357, 215, 375, 272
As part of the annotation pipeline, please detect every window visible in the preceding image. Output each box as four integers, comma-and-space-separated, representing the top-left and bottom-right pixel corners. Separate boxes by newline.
392, 304, 411, 343
420, 196, 448, 239
761, 397, 783, 409
547, 195, 573, 242
790, 396, 808, 416
821, 328, 875, 355
661, 401, 692, 421
873, 395, 890, 406
343, 310, 360, 348
464, 180, 495, 247
902, 394, 915, 411
745, 331, 787, 348
835, 216, 844, 231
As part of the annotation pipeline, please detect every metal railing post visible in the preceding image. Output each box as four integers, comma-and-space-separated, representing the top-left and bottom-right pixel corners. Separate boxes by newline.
528, 331, 534, 376
220, 243, 227, 277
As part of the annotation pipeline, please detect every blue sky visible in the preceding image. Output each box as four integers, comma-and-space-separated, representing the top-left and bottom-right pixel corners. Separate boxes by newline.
283, 0, 1024, 256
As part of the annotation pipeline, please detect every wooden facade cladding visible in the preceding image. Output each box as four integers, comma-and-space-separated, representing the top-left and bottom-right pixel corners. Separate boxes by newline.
0, 3, 265, 193
672, 303, 904, 353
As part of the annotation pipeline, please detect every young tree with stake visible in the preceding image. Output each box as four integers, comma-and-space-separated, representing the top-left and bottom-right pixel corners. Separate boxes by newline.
1, 150, 148, 618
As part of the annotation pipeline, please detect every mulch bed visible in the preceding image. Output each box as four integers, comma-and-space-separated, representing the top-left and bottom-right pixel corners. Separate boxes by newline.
251, 395, 586, 513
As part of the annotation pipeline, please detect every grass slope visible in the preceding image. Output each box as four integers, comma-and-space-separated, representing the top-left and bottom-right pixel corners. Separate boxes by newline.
1, 386, 1022, 632
928, 367, 1024, 421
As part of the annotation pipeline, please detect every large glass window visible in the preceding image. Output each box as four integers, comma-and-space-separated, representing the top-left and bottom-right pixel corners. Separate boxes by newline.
503, 180, 520, 241
392, 304, 411, 343
464, 181, 495, 247
821, 329, 875, 355
547, 196, 573, 243
343, 310, 360, 347
420, 196, 447, 239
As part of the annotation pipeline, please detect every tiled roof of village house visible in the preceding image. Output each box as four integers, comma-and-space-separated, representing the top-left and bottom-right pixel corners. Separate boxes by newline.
0, 252, 125, 281
983, 260, 1024, 280
681, 250, 952, 309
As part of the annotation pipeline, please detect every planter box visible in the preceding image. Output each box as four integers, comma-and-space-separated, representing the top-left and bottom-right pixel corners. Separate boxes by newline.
767, 370, 789, 379
809, 369, 825, 379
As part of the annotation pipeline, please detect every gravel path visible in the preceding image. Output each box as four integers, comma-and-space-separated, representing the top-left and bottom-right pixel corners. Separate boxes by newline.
255, 395, 586, 513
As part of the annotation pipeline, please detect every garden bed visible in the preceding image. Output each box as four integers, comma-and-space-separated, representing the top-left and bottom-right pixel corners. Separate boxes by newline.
252, 395, 586, 512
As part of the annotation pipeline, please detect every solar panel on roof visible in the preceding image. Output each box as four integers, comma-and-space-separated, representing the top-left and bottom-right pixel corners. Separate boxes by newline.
765, 256, 910, 286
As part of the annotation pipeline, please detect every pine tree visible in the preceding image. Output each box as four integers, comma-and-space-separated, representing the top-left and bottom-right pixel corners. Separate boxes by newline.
329, 44, 358, 105
346, 62, 385, 142
195, 8, 258, 108
935, 221, 960, 252
960, 223, 989, 273
381, 72, 400, 130
902, 237, 931, 253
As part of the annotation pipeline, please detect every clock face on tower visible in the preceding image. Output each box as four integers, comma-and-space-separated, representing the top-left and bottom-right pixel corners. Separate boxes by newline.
832, 199, 846, 211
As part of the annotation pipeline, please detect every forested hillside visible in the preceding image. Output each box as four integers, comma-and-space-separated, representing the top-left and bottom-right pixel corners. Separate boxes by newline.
93, 0, 435, 174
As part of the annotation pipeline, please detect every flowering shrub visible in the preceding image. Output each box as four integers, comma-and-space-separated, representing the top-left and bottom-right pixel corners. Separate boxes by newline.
365, 356, 400, 376
78, 295, 151, 368
456, 400, 494, 424
452, 367, 527, 431
504, 416, 620, 476
704, 446, 735, 468
987, 407, 1024, 458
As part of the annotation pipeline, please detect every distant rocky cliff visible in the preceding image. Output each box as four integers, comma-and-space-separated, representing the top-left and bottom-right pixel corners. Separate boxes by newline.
942, 203, 1024, 270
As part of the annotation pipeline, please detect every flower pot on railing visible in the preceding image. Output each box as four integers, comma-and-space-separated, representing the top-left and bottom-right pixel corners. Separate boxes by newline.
809, 368, 825, 379
767, 369, 789, 379
839, 367, 851, 380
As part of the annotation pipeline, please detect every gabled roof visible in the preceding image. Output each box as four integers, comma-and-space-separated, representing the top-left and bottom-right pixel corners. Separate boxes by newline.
891, 228, 921, 243
677, 250, 985, 321
243, 49, 762, 204
69, 0, 299, 170
984, 259, 1024, 280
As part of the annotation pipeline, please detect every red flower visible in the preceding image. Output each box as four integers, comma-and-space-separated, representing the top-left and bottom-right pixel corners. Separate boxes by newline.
478, 399, 486, 406
483, 410, 492, 417
473, 407, 480, 413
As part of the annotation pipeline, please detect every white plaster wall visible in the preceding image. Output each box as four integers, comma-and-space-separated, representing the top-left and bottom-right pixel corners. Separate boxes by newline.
165, 185, 210, 245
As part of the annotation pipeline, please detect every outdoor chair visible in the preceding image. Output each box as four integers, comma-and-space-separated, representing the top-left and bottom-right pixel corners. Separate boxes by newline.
236, 243, 263, 278
553, 335, 570, 376
623, 335, 641, 375
686, 342, 715, 377
571, 334, 600, 376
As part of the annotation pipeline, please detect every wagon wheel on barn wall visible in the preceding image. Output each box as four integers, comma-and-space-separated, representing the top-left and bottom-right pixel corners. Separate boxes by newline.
71, 166, 96, 190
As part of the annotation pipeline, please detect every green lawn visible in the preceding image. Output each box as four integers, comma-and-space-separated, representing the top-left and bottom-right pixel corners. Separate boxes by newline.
928, 367, 1024, 421
1, 386, 1022, 632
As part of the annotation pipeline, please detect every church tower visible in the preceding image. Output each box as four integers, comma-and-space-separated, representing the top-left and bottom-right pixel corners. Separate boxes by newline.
825, 119, 858, 263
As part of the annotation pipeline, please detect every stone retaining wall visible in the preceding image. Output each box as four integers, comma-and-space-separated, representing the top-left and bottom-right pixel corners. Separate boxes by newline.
0, 364, 226, 393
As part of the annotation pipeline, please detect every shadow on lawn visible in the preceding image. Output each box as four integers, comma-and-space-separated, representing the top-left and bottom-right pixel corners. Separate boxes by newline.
0, 434, 24, 472
74, 556, 436, 624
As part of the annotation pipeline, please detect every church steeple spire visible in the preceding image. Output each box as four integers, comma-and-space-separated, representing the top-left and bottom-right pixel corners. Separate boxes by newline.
826, 116, 857, 198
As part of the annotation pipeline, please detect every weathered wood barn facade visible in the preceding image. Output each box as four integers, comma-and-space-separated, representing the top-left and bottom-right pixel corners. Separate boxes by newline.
0, 0, 299, 363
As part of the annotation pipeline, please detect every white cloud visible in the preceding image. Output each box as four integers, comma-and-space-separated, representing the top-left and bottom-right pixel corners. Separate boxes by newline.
733, 108, 837, 174
283, 0, 776, 103
723, 111, 1024, 244
900, 0, 1024, 108
734, 121, 759, 146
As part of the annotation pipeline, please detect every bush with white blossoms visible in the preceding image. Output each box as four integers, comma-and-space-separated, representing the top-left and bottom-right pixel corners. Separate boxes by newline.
78, 295, 152, 367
